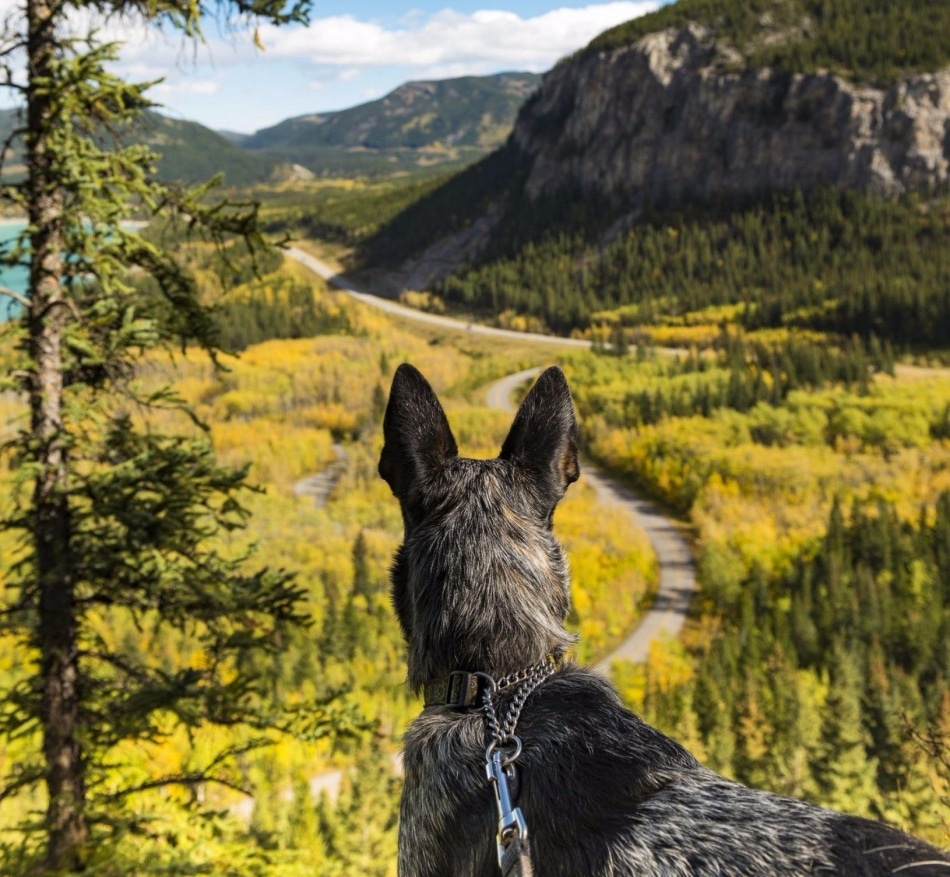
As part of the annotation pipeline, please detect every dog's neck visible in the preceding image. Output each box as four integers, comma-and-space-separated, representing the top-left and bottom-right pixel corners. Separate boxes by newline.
397, 518, 575, 693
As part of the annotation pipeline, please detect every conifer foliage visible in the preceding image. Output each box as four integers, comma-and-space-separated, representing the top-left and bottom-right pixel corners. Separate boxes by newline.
0, 0, 324, 872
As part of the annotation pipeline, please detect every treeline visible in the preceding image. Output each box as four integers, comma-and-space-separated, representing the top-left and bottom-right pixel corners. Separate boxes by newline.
215, 276, 353, 352
259, 173, 457, 247
588, 0, 950, 86
355, 142, 526, 267
590, 332, 895, 430
639, 493, 950, 831
435, 187, 950, 347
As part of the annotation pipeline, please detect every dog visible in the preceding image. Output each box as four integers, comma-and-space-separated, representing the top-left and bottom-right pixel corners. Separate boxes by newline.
379, 362, 950, 876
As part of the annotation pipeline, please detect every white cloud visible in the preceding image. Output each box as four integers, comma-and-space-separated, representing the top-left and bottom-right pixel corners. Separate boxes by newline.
152, 78, 220, 97
257, 2, 658, 71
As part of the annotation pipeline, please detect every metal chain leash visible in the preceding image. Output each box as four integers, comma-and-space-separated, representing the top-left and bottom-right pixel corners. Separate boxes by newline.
482, 658, 558, 760
479, 657, 559, 877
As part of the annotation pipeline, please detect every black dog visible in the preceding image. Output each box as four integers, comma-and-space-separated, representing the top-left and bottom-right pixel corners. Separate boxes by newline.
379, 363, 950, 876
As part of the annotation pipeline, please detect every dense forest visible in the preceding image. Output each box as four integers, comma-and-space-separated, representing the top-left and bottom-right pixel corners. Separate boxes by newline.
632, 490, 950, 833
348, 171, 950, 357
560, 347, 950, 839
587, 0, 950, 86
433, 187, 950, 347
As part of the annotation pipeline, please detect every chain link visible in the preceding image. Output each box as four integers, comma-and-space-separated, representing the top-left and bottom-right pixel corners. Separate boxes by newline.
481, 658, 558, 762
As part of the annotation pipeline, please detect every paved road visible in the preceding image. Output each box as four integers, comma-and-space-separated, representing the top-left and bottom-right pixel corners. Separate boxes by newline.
286, 247, 592, 348
486, 370, 697, 671
289, 246, 698, 667
293, 443, 346, 507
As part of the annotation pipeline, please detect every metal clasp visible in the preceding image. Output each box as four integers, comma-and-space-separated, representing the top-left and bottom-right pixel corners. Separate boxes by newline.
486, 748, 527, 868
441, 670, 494, 708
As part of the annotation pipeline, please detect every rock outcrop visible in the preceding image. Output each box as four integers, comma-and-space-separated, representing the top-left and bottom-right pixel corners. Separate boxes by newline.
513, 25, 950, 208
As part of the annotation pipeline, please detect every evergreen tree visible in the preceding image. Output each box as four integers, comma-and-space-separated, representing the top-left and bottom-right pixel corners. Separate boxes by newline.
0, 0, 332, 871
352, 529, 374, 604
287, 769, 322, 855
316, 740, 401, 877
813, 646, 880, 817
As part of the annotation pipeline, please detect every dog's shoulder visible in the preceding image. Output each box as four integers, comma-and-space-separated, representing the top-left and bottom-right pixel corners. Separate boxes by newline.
517, 665, 703, 799
828, 812, 950, 876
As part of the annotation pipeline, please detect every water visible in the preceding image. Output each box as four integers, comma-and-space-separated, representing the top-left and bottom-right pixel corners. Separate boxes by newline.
0, 221, 144, 320
0, 222, 28, 320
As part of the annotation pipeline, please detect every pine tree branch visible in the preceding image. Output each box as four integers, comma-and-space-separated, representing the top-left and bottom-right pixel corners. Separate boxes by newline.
0, 285, 28, 308
0, 766, 46, 802
100, 739, 275, 803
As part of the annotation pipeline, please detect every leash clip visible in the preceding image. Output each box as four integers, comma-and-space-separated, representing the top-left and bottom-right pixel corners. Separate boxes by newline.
486, 747, 527, 868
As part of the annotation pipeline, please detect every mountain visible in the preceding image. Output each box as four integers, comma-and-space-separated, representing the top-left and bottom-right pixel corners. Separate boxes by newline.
0, 108, 282, 187
135, 112, 283, 185
358, 0, 950, 301
216, 130, 251, 146
513, 26, 950, 208
240, 72, 541, 176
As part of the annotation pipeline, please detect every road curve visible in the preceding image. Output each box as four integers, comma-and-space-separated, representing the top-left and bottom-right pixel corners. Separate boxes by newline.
286, 247, 592, 348
288, 246, 698, 667
486, 370, 697, 671
292, 443, 347, 507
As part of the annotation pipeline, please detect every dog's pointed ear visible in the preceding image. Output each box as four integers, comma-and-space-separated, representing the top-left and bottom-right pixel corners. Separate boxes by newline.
500, 366, 579, 511
379, 363, 458, 501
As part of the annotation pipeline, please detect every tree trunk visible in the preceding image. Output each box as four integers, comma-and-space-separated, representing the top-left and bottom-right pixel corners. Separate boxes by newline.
26, 0, 87, 868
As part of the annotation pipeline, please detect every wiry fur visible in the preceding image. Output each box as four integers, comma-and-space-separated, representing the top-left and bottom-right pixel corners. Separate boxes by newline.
379, 363, 950, 877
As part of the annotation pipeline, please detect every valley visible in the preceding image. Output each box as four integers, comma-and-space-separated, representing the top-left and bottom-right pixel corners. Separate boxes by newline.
1, 0, 949, 872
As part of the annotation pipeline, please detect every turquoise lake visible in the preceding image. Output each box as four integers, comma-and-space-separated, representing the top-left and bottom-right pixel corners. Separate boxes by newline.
0, 223, 29, 319
0, 222, 142, 320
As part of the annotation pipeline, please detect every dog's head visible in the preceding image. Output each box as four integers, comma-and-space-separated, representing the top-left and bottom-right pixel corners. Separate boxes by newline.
379, 363, 579, 691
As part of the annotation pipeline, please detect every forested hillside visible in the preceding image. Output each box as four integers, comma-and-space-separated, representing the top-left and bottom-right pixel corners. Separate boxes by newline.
241, 73, 540, 177
136, 112, 283, 185
588, 0, 950, 85
0, 108, 282, 185
435, 187, 950, 347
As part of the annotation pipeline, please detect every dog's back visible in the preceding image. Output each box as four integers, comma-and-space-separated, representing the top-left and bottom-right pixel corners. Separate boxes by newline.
380, 363, 950, 876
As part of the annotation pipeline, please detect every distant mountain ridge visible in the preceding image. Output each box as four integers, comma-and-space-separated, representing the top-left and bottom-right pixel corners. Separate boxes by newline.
135, 112, 281, 185
0, 108, 281, 187
0, 71, 542, 184
240, 72, 541, 176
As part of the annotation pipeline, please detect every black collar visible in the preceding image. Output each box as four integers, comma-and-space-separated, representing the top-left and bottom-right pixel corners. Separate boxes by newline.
422, 655, 562, 711
423, 670, 493, 710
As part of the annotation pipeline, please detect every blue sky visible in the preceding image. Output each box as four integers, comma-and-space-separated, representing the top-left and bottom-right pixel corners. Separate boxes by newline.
101, 1, 662, 133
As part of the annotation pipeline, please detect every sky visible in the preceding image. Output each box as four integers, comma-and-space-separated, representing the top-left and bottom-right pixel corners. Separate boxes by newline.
91, 1, 663, 134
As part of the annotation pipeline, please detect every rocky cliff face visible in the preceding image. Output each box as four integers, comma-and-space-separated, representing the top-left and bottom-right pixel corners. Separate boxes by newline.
513, 25, 950, 208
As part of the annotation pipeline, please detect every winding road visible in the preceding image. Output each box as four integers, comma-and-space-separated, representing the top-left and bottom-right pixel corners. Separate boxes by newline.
288, 247, 594, 347
287, 246, 698, 669
293, 443, 346, 507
